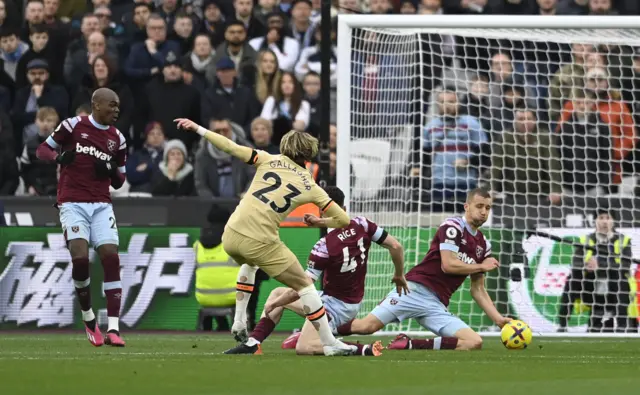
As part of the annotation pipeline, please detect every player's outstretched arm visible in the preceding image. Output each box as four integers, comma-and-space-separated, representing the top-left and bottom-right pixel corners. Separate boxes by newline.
174, 118, 253, 163
380, 234, 409, 295
304, 203, 350, 229
470, 271, 511, 328
441, 251, 497, 275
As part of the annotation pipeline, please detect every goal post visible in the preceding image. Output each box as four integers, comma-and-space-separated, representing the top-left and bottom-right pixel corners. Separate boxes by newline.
337, 14, 640, 337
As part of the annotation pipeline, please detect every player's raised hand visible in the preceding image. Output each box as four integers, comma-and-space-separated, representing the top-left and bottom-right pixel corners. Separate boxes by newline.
391, 275, 410, 296
174, 118, 199, 132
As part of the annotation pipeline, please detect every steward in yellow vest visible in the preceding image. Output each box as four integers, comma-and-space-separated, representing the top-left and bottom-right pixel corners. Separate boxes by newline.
194, 225, 240, 331
558, 209, 634, 333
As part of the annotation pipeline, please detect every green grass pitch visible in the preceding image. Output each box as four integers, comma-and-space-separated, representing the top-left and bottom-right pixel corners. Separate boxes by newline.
0, 333, 638, 395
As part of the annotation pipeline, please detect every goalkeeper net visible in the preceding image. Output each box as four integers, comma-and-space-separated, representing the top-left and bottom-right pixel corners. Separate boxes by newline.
337, 15, 640, 336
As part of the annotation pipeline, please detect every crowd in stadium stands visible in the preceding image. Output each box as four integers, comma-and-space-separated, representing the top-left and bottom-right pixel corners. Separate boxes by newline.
0, 0, 639, 206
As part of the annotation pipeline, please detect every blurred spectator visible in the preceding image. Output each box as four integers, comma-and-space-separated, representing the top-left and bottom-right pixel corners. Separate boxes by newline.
461, 75, 491, 132
195, 118, 255, 198
558, 0, 590, 14
250, 117, 279, 154
294, 18, 336, 85
0, 106, 17, 195
488, 52, 537, 125
75, 103, 90, 116
369, 0, 393, 14
491, 78, 532, 132
0, 81, 10, 112
65, 13, 118, 69
557, 90, 611, 196
170, 11, 196, 55
15, 24, 60, 88
71, 55, 135, 141
492, 108, 562, 204
20, 106, 58, 196
442, 0, 489, 13
64, 30, 119, 92
11, 59, 68, 152
535, 0, 559, 15
183, 33, 214, 84
588, 0, 618, 15
399, 0, 418, 14
1, 27, 29, 81
421, 87, 487, 204
329, 123, 336, 150
158, 0, 180, 28
152, 138, 196, 196
200, 0, 226, 48
232, 0, 266, 40
94, 6, 126, 41
144, 50, 201, 150
201, 57, 261, 132
123, 2, 152, 46
126, 121, 166, 193
338, 0, 361, 13
254, 0, 279, 26
249, 12, 300, 72
301, 71, 321, 135
548, 42, 594, 122
253, 49, 281, 104
0, 1, 12, 30
21, 1, 46, 42
125, 14, 180, 89
289, 0, 316, 51
557, 66, 635, 186
260, 71, 310, 144
207, 21, 257, 86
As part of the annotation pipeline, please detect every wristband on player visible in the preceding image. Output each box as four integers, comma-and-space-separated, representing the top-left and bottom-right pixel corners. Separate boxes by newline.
196, 126, 208, 137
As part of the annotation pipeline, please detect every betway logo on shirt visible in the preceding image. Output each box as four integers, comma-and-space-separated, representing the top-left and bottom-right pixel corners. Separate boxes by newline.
76, 143, 112, 161
457, 252, 476, 265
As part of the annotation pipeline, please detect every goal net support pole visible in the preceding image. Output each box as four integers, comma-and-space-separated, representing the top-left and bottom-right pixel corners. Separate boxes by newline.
337, 15, 640, 338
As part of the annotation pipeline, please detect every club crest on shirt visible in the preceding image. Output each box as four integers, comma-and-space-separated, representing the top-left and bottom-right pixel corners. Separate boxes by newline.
390, 298, 398, 305
71, 226, 79, 233
476, 246, 484, 258
107, 139, 116, 152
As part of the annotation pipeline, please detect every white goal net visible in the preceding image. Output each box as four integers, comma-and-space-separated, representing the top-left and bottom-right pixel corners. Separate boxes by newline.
337, 15, 640, 337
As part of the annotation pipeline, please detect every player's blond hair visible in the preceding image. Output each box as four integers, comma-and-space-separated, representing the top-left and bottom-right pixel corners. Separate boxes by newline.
279, 130, 318, 164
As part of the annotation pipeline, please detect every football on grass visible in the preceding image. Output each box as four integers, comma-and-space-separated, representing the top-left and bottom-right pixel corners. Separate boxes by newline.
501, 320, 533, 350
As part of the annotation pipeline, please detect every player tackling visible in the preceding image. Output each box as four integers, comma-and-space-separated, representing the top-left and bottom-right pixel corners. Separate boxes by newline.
224, 186, 408, 356
36, 88, 127, 347
334, 188, 512, 351
175, 118, 357, 356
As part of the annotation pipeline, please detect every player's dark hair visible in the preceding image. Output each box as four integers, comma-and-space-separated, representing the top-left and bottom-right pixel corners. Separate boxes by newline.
466, 188, 491, 202
324, 186, 345, 208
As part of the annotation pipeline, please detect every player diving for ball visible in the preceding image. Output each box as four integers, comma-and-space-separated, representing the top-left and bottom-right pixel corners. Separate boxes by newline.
334, 188, 513, 351
36, 88, 127, 347
224, 186, 408, 356
175, 118, 359, 356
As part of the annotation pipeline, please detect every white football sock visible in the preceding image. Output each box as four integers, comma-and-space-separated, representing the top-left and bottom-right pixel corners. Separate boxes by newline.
233, 264, 257, 326
108, 317, 119, 332
81, 309, 95, 322
297, 285, 337, 346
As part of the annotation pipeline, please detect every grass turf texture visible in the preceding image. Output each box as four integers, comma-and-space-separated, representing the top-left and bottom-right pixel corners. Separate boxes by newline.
0, 334, 638, 395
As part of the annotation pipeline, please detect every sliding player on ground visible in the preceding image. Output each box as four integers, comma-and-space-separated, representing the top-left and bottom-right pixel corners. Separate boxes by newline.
175, 118, 356, 356
334, 188, 512, 351
224, 186, 408, 356
36, 88, 127, 347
